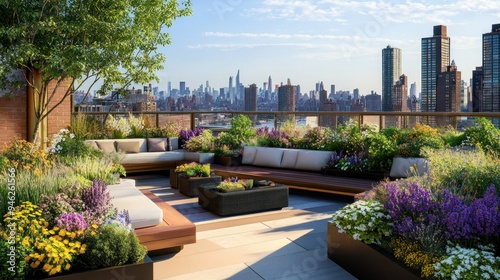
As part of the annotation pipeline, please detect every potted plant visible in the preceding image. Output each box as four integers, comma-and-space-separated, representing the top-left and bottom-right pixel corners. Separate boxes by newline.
177, 163, 221, 197
182, 130, 215, 163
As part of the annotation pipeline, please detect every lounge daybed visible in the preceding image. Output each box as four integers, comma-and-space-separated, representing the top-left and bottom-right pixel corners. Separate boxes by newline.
108, 179, 196, 253
211, 146, 380, 197
85, 138, 214, 173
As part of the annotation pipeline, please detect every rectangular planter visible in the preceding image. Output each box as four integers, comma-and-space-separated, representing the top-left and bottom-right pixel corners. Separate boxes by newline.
327, 223, 420, 280
178, 175, 222, 197
197, 184, 289, 216
169, 169, 185, 189
46, 256, 153, 280
214, 155, 242, 167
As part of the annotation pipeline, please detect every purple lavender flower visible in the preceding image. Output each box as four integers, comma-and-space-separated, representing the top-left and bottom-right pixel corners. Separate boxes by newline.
81, 179, 115, 224
383, 182, 441, 238
179, 127, 204, 146
55, 212, 88, 232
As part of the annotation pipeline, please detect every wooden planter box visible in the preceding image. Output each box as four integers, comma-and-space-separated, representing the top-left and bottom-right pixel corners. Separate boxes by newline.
178, 175, 222, 197
169, 169, 185, 189
327, 223, 420, 280
321, 167, 387, 181
197, 184, 289, 216
45, 256, 153, 280
214, 155, 242, 167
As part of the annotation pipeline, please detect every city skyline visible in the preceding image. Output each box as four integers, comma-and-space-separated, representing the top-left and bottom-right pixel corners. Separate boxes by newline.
146, 1, 500, 95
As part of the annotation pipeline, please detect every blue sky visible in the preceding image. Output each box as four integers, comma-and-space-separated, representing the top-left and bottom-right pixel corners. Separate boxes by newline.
154, 0, 500, 96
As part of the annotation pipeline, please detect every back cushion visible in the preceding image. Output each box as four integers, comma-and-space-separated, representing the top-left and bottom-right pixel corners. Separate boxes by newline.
148, 138, 167, 152
252, 147, 284, 168
281, 149, 299, 169
241, 146, 258, 165
295, 150, 333, 171
116, 140, 141, 153
95, 141, 116, 153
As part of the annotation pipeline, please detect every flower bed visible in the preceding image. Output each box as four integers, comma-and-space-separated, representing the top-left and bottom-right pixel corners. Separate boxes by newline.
328, 179, 500, 279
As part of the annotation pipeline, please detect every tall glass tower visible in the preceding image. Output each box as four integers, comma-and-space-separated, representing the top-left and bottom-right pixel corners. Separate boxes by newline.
482, 24, 500, 115
382, 45, 402, 111
421, 25, 450, 112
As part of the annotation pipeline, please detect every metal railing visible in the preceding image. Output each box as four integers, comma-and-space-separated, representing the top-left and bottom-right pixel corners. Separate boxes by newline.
75, 111, 500, 132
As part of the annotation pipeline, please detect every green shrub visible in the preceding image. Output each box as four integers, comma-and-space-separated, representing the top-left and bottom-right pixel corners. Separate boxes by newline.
67, 153, 125, 185
78, 223, 146, 270
71, 114, 107, 140
406, 123, 445, 157
183, 130, 215, 152
422, 147, 500, 198
439, 129, 465, 148
0, 165, 84, 219
463, 117, 500, 156
365, 133, 396, 172
297, 126, 331, 150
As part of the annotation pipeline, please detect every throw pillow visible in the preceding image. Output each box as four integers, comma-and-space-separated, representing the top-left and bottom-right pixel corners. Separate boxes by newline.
241, 146, 258, 165
116, 141, 140, 153
95, 141, 116, 153
147, 138, 166, 152
252, 148, 283, 168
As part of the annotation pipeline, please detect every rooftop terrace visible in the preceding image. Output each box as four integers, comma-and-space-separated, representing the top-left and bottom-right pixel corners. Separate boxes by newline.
130, 173, 357, 280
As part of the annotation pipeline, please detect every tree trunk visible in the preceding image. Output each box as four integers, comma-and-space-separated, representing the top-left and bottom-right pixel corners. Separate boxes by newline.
27, 68, 48, 148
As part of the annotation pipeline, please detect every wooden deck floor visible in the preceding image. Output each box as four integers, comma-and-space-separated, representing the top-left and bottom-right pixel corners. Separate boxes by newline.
211, 165, 381, 196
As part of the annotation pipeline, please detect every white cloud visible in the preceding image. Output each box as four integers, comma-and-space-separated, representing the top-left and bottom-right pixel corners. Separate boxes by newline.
247, 0, 500, 24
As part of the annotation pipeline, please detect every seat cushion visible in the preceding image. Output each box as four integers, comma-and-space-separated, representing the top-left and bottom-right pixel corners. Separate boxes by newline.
107, 179, 163, 229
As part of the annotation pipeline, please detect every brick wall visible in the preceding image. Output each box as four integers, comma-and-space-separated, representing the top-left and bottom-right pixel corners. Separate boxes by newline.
0, 92, 27, 150
0, 79, 72, 152
47, 80, 72, 137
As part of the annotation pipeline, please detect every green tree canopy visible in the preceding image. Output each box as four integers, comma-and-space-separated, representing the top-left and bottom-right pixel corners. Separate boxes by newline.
0, 0, 192, 143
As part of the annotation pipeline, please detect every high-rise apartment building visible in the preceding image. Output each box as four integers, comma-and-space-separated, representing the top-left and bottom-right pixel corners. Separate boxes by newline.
482, 24, 500, 116
421, 25, 450, 112
180, 81, 186, 95
278, 79, 296, 112
365, 91, 382, 112
472, 66, 483, 112
244, 84, 257, 112
393, 74, 408, 112
382, 45, 402, 111
330, 84, 335, 99
436, 61, 461, 126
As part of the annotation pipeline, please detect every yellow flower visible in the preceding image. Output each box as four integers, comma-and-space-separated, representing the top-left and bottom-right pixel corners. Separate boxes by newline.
65, 263, 71, 270
43, 263, 52, 272
58, 229, 66, 237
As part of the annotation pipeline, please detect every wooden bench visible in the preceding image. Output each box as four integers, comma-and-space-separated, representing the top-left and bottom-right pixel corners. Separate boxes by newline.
135, 190, 196, 254
211, 164, 380, 197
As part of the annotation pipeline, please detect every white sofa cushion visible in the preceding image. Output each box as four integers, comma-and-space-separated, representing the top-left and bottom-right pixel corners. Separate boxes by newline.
241, 146, 258, 165
390, 157, 428, 178
108, 179, 163, 229
252, 147, 284, 168
95, 140, 117, 153
281, 149, 299, 169
121, 151, 185, 164
295, 150, 333, 171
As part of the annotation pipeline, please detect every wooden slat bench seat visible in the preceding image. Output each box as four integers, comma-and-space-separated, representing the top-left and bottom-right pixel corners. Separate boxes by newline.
135, 190, 196, 254
211, 165, 380, 196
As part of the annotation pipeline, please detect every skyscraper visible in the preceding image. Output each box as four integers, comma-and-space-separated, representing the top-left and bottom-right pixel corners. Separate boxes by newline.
278, 79, 296, 122
421, 25, 450, 112
268, 76, 272, 93
393, 74, 408, 112
180, 81, 186, 95
482, 24, 500, 116
410, 82, 417, 98
244, 84, 257, 112
436, 61, 461, 126
235, 70, 240, 100
472, 66, 483, 112
382, 45, 402, 111
228, 76, 233, 102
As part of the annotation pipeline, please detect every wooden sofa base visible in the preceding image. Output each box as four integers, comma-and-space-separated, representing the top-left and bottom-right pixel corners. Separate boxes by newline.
134, 190, 196, 253
211, 164, 379, 196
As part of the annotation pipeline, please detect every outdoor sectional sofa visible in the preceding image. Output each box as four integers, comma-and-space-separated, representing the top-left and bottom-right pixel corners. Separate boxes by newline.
85, 138, 214, 173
